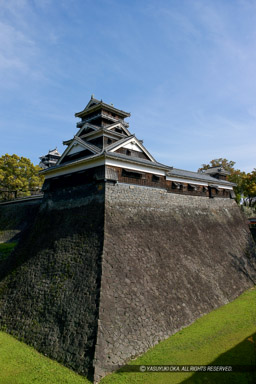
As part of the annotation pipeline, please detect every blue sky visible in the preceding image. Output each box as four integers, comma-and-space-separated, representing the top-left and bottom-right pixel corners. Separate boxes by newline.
0, 0, 255, 172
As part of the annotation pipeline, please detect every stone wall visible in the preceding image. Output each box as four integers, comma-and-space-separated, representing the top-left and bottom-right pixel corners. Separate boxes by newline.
0, 198, 42, 243
94, 183, 256, 382
0, 181, 255, 383
0, 184, 105, 379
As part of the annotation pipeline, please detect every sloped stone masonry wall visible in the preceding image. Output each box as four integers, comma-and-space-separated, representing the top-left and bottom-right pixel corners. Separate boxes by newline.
0, 199, 42, 243
94, 183, 256, 381
0, 184, 105, 379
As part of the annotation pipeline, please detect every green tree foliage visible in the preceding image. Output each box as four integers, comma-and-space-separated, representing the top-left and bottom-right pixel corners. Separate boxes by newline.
242, 169, 256, 207
198, 158, 236, 173
198, 158, 256, 206
0, 154, 44, 200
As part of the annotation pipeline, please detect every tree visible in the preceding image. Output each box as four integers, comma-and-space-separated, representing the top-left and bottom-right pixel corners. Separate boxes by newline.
198, 158, 236, 173
242, 169, 256, 207
198, 158, 247, 204
0, 154, 44, 200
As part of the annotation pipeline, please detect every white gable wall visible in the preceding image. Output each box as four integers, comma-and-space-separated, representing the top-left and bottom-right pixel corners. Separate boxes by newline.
123, 142, 143, 152
68, 144, 88, 155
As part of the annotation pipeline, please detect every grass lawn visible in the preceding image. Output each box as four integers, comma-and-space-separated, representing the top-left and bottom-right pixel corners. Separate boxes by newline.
0, 331, 90, 384
0, 284, 255, 384
0, 241, 17, 262
101, 286, 256, 384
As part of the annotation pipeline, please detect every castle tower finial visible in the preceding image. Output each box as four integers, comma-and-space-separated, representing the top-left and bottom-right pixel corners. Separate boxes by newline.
91, 94, 94, 99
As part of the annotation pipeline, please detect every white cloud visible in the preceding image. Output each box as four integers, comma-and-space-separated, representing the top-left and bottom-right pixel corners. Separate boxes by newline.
0, 20, 36, 69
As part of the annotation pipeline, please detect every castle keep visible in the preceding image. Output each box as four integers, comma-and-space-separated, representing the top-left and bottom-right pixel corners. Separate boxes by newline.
0, 97, 255, 383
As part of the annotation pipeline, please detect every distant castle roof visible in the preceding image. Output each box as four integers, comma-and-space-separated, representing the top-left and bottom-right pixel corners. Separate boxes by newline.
39, 148, 61, 159
39, 148, 61, 169
47, 148, 61, 157
203, 166, 230, 176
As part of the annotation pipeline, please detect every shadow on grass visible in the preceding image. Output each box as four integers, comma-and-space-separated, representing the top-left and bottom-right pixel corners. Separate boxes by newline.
180, 333, 256, 384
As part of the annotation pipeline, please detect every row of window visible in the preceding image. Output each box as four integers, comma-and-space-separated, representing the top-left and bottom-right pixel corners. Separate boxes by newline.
120, 169, 229, 195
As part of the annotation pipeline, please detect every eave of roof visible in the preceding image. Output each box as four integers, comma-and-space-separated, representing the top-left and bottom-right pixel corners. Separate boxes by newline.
75, 101, 130, 119
104, 151, 172, 171
40, 151, 105, 175
63, 127, 129, 147
167, 168, 236, 186
81, 127, 128, 141
73, 136, 101, 154
63, 139, 73, 146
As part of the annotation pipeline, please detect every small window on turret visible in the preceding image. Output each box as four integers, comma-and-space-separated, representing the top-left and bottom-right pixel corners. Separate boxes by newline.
122, 169, 143, 179
172, 182, 182, 189
126, 149, 131, 156
152, 175, 160, 182
188, 184, 197, 191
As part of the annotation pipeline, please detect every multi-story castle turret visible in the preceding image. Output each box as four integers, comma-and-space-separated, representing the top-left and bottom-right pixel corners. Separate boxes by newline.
41, 96, 235, 199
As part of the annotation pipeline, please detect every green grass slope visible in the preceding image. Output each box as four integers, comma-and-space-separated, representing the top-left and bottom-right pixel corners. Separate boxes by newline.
0, 242, 17, 262
101, 286, 256, 384
0, 331, 90, 384
0, 250, 255, 384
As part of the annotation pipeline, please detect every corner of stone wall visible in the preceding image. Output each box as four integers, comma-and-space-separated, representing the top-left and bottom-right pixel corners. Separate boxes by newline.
0, 183, 106, 379
93, 181, 109, 384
